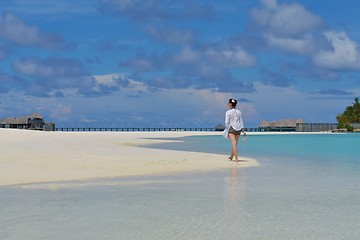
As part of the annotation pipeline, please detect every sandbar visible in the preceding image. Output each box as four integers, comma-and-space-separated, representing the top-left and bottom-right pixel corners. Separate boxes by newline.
0, 129, 258, 186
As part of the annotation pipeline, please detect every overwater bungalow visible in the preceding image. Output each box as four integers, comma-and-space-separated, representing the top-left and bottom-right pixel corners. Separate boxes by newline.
0, 112, 55, 131
259, 119, 304, 132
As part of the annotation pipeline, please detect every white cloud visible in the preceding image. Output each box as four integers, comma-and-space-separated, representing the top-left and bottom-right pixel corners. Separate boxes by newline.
249, 0, 325, 58
174, 45, 256, 67
266, 34, 317, 55
94, 74, 123, 87
0, 13, 63, 48
250, 1, 360, 73
0, 13, 41, 45
122, 43, 256, 92
11, 56, 105, 97
12, 56, 89, 81
13, 58, 55, 78
93, 73, 148, 91
313, 31, 360, 70
251, 0, 323, 37
205, 46, 256, 67
260, 0, 277, 9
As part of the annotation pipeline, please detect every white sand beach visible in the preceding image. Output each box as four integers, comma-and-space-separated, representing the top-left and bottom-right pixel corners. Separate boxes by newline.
0, 129, 258, 186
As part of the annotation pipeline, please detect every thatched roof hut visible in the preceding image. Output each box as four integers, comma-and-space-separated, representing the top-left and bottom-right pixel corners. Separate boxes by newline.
0, 112, 45, 130
259, 119, 304, 128
214, 124, 225, 131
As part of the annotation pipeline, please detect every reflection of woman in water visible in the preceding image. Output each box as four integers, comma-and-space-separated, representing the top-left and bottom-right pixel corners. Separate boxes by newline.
224, 168, 243, 224
225, 98, 246, 162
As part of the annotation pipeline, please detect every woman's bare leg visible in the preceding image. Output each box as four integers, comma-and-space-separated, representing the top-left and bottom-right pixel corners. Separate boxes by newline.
234, 134, 240, 161
229, 133, 239, 161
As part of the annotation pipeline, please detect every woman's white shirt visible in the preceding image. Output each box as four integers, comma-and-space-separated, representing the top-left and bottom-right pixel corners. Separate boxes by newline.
225, 108, 244, 131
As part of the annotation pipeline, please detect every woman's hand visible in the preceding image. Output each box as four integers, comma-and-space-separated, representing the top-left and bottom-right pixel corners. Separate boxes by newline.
242, 128, 246, 136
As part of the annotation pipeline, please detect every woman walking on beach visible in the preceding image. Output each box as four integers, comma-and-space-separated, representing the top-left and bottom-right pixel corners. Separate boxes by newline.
225, 98, 246, 162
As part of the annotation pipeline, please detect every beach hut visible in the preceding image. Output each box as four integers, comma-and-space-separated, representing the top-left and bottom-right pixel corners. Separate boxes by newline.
214, 124, 225, 131
0, 116, 30, 129
259, 119, 303, 131
0, 112, 53, 130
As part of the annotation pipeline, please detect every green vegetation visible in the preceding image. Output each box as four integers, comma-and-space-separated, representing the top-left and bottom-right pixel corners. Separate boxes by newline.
336, 97, 360, 131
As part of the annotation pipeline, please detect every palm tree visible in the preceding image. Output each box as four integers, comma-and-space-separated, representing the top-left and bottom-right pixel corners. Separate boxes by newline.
337, 97, 360, 125
354, 97, 360, 122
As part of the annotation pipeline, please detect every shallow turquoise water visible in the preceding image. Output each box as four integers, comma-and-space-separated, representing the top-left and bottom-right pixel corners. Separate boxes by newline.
152, 133, 360, 161
151, 133, 360, 170
1, 134, 359, 239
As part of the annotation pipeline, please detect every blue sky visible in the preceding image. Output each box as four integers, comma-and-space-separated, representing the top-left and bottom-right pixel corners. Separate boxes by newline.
0, 0, 359, 128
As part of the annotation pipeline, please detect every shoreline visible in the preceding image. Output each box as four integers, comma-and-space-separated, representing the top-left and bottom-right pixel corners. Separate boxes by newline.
0, 129, 258, 187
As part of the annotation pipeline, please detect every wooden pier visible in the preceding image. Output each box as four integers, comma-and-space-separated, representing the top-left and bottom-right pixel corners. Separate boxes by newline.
56, 127, 217, 132
54, 127, 292, 132
54, 123, 338, 133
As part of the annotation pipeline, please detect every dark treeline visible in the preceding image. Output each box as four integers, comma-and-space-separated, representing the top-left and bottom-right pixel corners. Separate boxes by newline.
337, 97, 360, 131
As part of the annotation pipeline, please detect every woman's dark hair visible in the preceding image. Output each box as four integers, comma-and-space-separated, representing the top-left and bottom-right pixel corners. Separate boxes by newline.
229, 98, 237, 107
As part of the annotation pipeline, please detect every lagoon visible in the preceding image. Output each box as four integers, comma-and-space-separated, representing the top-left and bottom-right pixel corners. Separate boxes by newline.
1, 133, 359, 239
